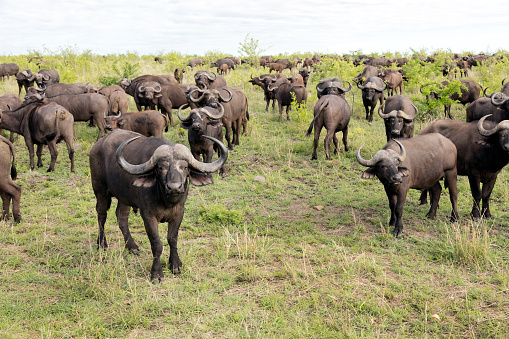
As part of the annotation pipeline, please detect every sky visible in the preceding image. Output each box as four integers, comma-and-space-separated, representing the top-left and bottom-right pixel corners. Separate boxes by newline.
1, 0, 508, 57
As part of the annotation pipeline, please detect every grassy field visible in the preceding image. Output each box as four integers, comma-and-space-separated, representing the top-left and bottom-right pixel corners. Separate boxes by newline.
0, 50, 509, 338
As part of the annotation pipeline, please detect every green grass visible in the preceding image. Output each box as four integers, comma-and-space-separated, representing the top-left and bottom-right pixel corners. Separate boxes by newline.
0, 50, 508, 337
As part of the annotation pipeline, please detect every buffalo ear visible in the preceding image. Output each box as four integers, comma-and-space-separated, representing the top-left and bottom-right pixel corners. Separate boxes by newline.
398, 166, 410, 177
132, 174, 157, 187
189, 171, 214, 186
118, 119, 125, 127
155, 93, 163, 98
361, 168, 376, 179
180, 121, 191, 130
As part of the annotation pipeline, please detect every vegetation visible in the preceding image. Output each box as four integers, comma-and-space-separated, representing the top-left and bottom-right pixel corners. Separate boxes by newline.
0, 47, 509, 338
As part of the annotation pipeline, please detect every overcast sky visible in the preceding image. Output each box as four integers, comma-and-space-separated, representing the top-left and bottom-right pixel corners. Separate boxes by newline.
1, 0, 508, 57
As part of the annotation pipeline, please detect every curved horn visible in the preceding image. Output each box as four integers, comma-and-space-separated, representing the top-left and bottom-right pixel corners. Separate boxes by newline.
206, 72, 217, 81
343, 81, 352, 93
201, 104, 224, 120
356, 144, 388, 167
411, 103, 419, 116
174, 136, 228, 173
396, 110, 413, 120
378, 107, 398, 119
154, 85, 161, 93
483, 86, 492, 98
116, 136, 172, 175
379, 81, 387, 92
491, 92, 509, 106
188, 88, 205, 103
502, 77, 509, 86
393, 139, 406, 162
139, 85, 145, 92
316, 81, 325, 92
477, 114, 509, 136
357, 82, 365, 90
177, 103, 191, 121
43, 73, 50, 81
218, 88, 233, 102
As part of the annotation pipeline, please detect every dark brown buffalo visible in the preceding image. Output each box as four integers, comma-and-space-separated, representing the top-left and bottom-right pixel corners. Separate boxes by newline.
194, 71, 227, 90
98, 85, 129, 115
267, 63, 286, 73
465, 97, 506, 123
248, 73, 288, 112
0, 99, 75, 172
120, 75, 176, 97
482, 77, 509, 98
0, 94, 22, 112
378, 95, 418, 141
306, 88, 351, 160
210, 58, 235, 70
357, 135, 459, 237
379, 68, 403, 96
43, 82, 97, 97
352, 66, 379, 84
0, 135, 21, 222
427, 79, 481, 119
316, 78, 352, 99
188, 58, 203, 69
357, 76, 386, 122
298, 68, 311, 87
29, 91, 109, 140
288, 73, 304, 86
174, 68, 185, 84
188, 87, 248, 149
302, 58, 314, 69
135, 81, 161, 111
89, 129, 227, 282
178, 104, 225, 182
0, 63, 19, 80
274, 59, 293, 70
104, 110, 167, 137
268, 81, 307, 119
419, 116, 509, 218
16, 70, 35, 95
34, 69, 59, 88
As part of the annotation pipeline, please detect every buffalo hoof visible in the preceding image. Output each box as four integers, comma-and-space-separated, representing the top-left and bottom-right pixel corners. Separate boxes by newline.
392, 228, 402, 238
130, 248, 140, 256
151, 276, 163, 284
13, 214, 21, 223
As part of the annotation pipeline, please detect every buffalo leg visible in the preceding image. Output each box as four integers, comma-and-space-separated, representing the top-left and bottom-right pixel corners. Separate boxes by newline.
426, 182, 442, 219
481, 178, 497, 219
95, 194, 111, 249
35, 144, 44, 168
444, 169, 459, 221
0, 182, 21, 222
46, 142, 58, 172
332, 134, 339, 155
467, 175, 482, 218
167, 209, 184, 275
419, 189, 428, 205
323, 129, 335, 160
116, 202, 139, 254
224, 123, 233, 150
311, 124, 322, 160
342, 126, 349, 152
141, 214, 164, 282
385, 188, 397, 228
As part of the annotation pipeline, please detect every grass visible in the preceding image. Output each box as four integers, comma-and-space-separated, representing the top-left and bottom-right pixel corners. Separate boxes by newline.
0, 50, 508, 337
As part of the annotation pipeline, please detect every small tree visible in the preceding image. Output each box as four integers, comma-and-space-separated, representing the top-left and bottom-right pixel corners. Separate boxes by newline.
238, 33, 267, 67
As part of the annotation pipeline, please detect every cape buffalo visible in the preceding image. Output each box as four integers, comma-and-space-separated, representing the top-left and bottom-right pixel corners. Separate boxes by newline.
89, 129, 228, 282
43, 82, 97, 97
16, 70, 35, 95
104, 110, 168, 137
316, 78, 352, 98
352, 66, 379, 84
178, 104, 225, 181
357, 135, 459, 237
0, 135, 21, 222
188, 87, 249, 149
0, 63, 19, 80
174, 68, 185, 84
194, 71, 227, 90
307, 82, 351, 160
425, 79, 481, 119
378, 95, 418, 141
34, 69, 59, 88
99, 86, 129, 115
419, 116, 509, 218
0, 99, 75, 172
378, 69, 403, 96
249, 73, 287, 112
267, 82, 307, 119
357, 76, 386, 122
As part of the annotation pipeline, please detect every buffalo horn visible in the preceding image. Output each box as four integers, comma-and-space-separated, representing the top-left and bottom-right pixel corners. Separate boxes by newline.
356, 140, 406, 167
116, 135, 169, 175
139, 85, 145, 92
201, 104, 224, 120
478, 114, 509, 136
174, 136, 228, 173
316, 82, 325, 92
502, 77, 509, 86
218, 88, 233, 102
188, 88, 205, 103
155, 85, 161, 93
177, 103, 191, 121
206, 72, 218, 81
491, 92, 509, 106
378, 107, 398, 119
343, 81, 352, 93
483, 86, 492, 98
357, 82, 365, 90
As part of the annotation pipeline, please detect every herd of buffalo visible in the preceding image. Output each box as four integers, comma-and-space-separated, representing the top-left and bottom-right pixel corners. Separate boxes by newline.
0, 52, 507, 281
